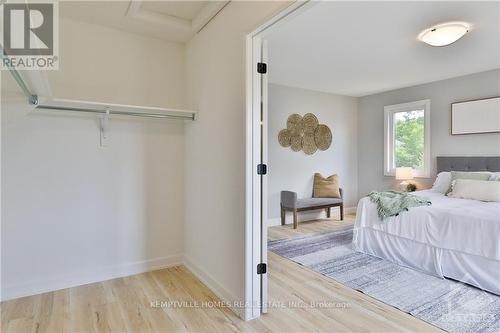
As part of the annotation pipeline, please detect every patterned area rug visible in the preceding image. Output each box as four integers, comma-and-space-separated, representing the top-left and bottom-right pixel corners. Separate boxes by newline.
268, 226, 500, 333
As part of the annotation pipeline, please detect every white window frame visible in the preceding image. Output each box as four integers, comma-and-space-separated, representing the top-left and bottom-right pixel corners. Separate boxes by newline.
384, 99, 431, 178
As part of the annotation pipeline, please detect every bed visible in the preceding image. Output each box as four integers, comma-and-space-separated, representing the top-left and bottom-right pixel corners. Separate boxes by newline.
353, 156, 500, 295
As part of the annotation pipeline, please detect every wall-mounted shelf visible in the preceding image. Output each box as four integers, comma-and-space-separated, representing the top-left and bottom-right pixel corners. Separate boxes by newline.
28, 96, 197, 147
2, 46, 196, 147
2, 45, 197, 121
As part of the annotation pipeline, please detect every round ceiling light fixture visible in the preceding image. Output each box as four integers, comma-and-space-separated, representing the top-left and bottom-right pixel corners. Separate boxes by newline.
418, 22, 470, 47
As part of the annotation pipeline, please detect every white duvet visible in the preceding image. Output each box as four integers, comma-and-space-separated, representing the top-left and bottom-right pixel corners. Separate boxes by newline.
355, 190, 500, 259
354, 189, 500, 294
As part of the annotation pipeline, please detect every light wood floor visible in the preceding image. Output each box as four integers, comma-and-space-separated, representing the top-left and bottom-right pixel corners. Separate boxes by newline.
1, 214, 441, 332
268, 213, 357, 241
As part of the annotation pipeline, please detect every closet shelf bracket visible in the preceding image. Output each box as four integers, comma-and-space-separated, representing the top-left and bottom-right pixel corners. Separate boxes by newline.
99, 108, 110, 147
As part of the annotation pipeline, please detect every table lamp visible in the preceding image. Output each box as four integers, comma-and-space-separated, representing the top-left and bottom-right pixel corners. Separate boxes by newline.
396, 167, 415, 191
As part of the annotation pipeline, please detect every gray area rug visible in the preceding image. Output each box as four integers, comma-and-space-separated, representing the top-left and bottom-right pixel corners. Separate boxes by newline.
268, 226, 500, 333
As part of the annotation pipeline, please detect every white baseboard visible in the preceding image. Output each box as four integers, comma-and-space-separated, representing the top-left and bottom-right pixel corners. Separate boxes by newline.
183, 254, 245, 320
267, 206, 357, 227
1, 254, 183, 302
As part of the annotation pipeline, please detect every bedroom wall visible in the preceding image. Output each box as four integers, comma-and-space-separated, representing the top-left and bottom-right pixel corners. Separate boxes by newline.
267, 84, 358, 224
184, 1, 289, 320
358, 69, 500, 198
1, 18, 186, 300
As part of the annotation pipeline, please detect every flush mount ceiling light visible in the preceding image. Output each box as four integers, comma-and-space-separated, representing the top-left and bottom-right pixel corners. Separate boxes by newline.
418, 22, 470, 46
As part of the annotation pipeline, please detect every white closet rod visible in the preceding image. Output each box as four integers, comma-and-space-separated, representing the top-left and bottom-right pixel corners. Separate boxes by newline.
34, 103, 194, 120
31, 96, 196, 121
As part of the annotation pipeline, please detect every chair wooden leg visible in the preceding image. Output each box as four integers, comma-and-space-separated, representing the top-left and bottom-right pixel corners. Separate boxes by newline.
281, 205, 285, 225
340, 204, 344, 221
293, 209, 298, 229
326, 207, 331, 218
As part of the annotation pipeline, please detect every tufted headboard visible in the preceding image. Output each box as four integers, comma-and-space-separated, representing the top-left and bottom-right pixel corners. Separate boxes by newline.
437, 156, 500, 173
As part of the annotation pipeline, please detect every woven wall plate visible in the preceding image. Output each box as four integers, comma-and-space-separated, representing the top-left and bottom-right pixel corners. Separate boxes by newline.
302, 132, 317, 155
314, 124, 332, 151
302, 113, 319, 134
279, 113, 332, 154
278, 129, 291, 147
287, 114, 304, 136
290, 134, 303, 152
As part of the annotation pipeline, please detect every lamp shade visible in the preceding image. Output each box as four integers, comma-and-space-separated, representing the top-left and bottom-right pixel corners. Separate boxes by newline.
395, 167, 414, 180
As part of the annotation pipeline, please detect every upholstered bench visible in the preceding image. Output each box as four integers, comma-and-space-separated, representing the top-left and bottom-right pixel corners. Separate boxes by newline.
280, 189, 343, 229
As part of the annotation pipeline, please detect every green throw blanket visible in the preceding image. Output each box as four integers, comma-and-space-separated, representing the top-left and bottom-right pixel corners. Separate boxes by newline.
368, 191, 431, 221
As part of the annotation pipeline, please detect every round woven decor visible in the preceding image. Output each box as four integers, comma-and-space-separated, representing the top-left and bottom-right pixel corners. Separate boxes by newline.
302, 113, 319, 134
278, 129, 291, 147
314, 124, 332, 151
302, 132, 317, 155
287, 114, 304, 136
290, 134, 303, 152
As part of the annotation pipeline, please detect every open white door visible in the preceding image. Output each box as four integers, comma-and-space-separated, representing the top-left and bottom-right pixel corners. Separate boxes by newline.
246, 2, 312, 320
260, 39, 269, 314
249, 35, 268, 317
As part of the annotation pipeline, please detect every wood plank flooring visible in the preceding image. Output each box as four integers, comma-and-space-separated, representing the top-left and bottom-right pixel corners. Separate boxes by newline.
268, 213, 356, 241
1, 214, 441, 332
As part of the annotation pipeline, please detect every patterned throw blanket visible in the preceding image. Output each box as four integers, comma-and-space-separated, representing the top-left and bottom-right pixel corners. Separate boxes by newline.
368, 190, 431, 221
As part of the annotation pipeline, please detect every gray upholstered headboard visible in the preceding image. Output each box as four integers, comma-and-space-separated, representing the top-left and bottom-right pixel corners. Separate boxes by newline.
437, 156, 500, 173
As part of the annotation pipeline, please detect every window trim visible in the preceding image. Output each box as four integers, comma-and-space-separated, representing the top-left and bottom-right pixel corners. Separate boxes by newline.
384, 99, 431, 178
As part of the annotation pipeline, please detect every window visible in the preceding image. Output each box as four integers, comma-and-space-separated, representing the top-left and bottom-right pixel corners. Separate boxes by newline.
384, 100, 430, 177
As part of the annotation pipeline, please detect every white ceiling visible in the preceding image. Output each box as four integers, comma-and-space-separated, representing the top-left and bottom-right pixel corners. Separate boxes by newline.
60, 1, 228, 43
266, 1, 500, 97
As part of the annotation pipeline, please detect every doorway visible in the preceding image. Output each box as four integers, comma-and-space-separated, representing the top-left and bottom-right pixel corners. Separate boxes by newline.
244, 1, 312, 321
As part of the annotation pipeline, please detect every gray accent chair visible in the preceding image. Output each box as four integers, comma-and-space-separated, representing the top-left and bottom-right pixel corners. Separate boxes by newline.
280, 189, 344, 229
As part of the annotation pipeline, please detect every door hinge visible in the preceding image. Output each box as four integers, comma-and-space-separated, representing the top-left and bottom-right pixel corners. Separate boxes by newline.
257, 263, 267, 274
257, 164, 267, 175
257, 62, 267, 74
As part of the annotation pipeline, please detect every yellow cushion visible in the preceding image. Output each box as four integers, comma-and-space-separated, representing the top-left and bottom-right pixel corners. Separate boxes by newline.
313, 173, 340, 198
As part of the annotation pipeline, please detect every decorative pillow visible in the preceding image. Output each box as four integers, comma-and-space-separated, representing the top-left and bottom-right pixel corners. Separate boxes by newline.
432, 172, 451, 194
446, 171, 492, 195
313, 173, 340, 198
448, 179, 500, 202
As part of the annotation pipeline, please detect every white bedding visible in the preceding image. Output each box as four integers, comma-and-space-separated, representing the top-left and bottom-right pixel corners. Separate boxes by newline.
353, 189, 500, 295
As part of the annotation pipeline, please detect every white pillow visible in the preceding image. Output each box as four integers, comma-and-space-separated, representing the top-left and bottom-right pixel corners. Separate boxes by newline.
432, 172, 451, 194
489, 172, 500, 181
448, 179, 500, 202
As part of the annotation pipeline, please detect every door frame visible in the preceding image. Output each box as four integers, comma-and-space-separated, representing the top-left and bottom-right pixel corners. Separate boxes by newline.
244, 0, 313, 321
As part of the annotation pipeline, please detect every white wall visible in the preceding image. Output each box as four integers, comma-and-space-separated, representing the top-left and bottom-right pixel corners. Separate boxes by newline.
184, 1, 288, 320
1, 18, 187, 300
48, 18, 186, 108
358, 69, 500, 197
267, 84, 358, 224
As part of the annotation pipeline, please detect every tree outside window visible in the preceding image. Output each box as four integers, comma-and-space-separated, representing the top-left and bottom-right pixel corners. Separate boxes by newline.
384, 99, 430, 177
394, 110, 425, 170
